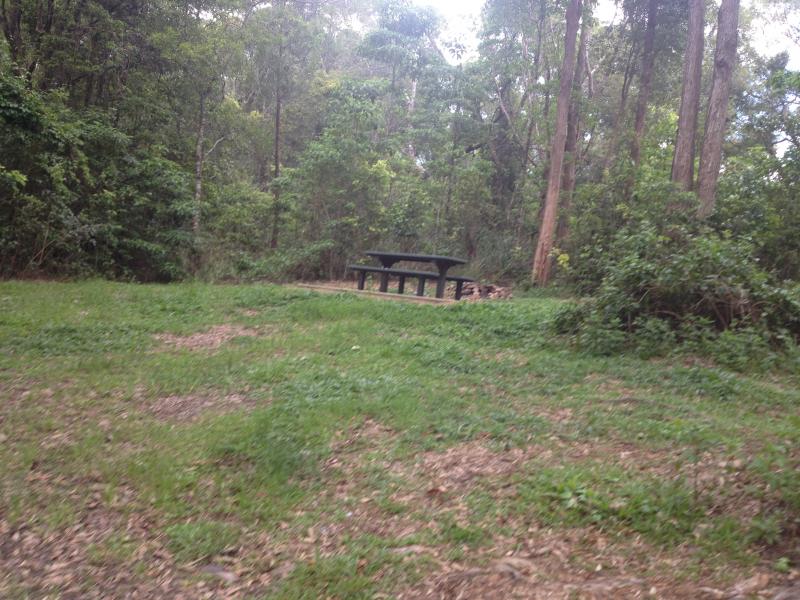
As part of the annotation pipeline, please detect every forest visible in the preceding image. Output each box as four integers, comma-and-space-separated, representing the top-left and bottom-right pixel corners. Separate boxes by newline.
3, 2, 800, 596
1, 0, 800, 355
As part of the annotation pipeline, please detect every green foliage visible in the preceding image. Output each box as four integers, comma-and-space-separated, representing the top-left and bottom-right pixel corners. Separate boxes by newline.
518, 465, 706, 545
714, 147, 800, 281
554, 197, 800, 369
594, 224, 770, 329
1, 74, 92, 276
0, 0, 798, 313
239, 241, 338, 282
0, 73, 192, 280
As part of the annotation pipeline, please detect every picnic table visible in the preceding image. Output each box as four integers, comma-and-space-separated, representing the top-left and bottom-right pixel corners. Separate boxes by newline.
348, 251, 474, 300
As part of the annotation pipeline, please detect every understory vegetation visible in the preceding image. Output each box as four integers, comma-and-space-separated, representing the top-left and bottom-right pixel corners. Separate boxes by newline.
0, 282, 798, 597
552, 188, 800, 370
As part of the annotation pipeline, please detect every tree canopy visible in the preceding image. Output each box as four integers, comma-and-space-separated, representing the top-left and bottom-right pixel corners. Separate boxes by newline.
1, 0, 798, 307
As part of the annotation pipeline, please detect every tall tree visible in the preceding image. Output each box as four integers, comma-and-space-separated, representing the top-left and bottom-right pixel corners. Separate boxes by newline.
697, 0, 740, 217
272, 22, 284, 249
532, 0, 582, 285
630, 0, 658, 169
671, 0, 704, 190
241, 0, 326, 249
558, 17, 590, 246
599, 8, 641, 176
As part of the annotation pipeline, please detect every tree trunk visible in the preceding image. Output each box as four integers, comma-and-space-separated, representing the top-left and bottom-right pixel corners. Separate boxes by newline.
531, 0, 582, 285
1, 0, 24, 72
557, 19, 589, 247
271, 42, 283, 249
542, 55, 552, 146
193, 93, 206, 236
533, 0, 545, 83
697, 0, 740, 218
406, 77, 418, 160
630, 0, 658, 169
601, 34, 638, 176
671, 0, 704, 190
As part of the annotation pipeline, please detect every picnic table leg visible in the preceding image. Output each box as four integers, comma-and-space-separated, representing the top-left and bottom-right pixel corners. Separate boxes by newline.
379, 271, 389, 293
398, 275, 406, 294
416, 278, 426, 297
455, 280, 464, 300
357, 271, 366, 290
435, 273, 447, 299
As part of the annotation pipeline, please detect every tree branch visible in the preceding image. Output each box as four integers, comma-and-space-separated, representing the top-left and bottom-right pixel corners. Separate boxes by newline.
205, 136, 226, 159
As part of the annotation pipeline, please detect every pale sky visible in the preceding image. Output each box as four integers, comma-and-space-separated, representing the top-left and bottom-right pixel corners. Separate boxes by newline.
425, 0, 800, 69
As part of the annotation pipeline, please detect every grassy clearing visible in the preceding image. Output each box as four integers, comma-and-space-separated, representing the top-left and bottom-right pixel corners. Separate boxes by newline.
1, 280, 798, 598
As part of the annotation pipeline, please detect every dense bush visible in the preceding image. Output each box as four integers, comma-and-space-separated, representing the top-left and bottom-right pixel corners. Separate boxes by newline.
713, 148, 800, 281
553, 210, 800, 369
0, 74, 192, 281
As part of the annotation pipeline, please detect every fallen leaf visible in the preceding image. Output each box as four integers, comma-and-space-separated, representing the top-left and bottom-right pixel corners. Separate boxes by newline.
391, 545, 430, 556
200, 564, 237, 584
728, 573, 769, 597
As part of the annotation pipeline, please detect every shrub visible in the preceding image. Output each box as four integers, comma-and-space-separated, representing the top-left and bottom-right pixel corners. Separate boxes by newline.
553, 216, 800, 369
593, 224, 774, 330
239, 240, 337, 282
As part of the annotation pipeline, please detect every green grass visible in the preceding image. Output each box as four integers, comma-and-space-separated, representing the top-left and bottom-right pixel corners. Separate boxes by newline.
1, 280, 798, 597
165, 521, 240, 562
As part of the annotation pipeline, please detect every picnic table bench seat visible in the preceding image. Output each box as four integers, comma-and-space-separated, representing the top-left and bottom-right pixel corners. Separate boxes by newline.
347, 263, 474, 300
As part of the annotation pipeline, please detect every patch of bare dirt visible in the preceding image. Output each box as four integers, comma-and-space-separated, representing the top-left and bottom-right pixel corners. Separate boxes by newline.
416, 441, 529, 490
0, 473, 273, 599
0, 381, 119, 447
582, 374, 643, 399
0, 488, 196, 599
399, 566, 651, 600
144, 392, 260, 422
379, 441, 539, 528
154, 324, 259, 351
394, 524, 621, 599
535, 407, 575, 424
411, 569, 789, 600
0, 512, 271, 599
396, 523, 790, 600
317, 418, 423, 545
396, 439, 666, 504
0, 378, 30, 407
477, 350, 529, 368
228, 418, 422, 588
328, 418, 396, 456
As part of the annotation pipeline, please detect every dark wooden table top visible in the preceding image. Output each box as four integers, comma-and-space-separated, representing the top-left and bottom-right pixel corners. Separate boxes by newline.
365, 251, 467, 270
